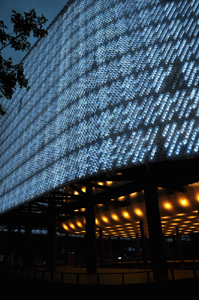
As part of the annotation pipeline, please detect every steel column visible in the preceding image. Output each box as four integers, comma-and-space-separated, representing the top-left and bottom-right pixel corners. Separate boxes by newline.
85, 183, 97, 274
144, 171, 168, 280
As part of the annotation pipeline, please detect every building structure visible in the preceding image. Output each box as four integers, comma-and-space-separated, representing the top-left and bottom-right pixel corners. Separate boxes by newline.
1, 0, 199, 281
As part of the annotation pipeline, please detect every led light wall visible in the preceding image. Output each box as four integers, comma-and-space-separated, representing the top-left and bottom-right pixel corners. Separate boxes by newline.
1, 0, 199, 213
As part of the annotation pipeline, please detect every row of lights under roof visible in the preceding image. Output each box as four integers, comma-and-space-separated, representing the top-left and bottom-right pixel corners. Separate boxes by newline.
62, 223, 147, 238
62, 210, 199, 238
61, 183, 199, 237
161, 211, 199, 235
64, 183, 196, 203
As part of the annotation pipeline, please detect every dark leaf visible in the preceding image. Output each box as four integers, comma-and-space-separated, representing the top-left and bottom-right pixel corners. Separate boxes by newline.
0, 9, 48, 114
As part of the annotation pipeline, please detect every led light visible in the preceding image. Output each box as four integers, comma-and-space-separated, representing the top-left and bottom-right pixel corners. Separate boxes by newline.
63, 224, 69, 231
112, 214, 119, 221
135, 209, 143, 216
176, 213, 186, 217
129, 192, 137, 198
102, 216, 108, 223
1, 0, 199, 214
118, 196, 126, 201
122, 211, 130, 219
77, 221, 83, 228
69, 223, 75, 229
179, 199, 189, 207
163, 202, 173, 210
106, 181, 113, 186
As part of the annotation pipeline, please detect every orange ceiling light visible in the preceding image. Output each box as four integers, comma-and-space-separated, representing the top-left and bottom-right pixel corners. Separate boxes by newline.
106, 181, 113, 186
179, 198, 189, 207
102, 216, 109, 223
122, 211, 130, 219
69, 223, 75, 229
118, 196, 125, 201
135, 208, 143, 217
163, 202, 173, 210
77, 221, 83, 228
81, 187, 86, 193
111, 214, 119, 221
63, 224, 69, 231
129, 192, 137, 198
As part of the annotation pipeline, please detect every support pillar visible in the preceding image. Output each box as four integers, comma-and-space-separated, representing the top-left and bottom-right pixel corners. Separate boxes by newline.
65, 234, 69, 265
172, 236, 177, 260
23, 221, 32, 268
144, 171, 168, 280
85, 183, 97, 274
176, 227, 184, 266
99, 228, 104, 268
136, 232, 141, 267
14, 226, 21, 267
140, 221, 147, 268
14, 225, 21, 267
23, 204, 32, 269
47, 195, 57, 273
117, 237, 122, 258
163, 236, 168, 261
3, 226, 11, 266
109, 236, 112, 264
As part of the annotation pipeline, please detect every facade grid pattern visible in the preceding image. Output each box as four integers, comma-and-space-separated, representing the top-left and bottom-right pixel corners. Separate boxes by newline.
1, 0, 199, 213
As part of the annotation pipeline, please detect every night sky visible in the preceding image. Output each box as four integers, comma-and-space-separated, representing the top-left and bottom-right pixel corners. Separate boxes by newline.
0, 0, 69, 63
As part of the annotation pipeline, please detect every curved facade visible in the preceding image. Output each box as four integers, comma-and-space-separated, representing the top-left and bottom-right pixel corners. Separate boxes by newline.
1, 0, 199, 213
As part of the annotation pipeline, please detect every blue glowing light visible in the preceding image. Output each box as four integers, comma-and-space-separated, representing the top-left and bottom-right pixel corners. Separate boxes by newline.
1, 0, 199, 213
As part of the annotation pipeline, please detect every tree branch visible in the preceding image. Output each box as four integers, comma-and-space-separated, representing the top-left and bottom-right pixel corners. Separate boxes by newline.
0, 41, 12, 51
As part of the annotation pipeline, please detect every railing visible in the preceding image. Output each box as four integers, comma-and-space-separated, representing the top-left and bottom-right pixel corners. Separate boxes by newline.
0, 267, 153, 284
1, 266, 199, 285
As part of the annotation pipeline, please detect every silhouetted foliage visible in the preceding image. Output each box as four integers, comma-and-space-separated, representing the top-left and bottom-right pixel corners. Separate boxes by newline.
0, 9, 48, 115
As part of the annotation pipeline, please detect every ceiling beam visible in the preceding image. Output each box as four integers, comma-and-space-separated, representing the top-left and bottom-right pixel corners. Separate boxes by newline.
55, 179, 143, 215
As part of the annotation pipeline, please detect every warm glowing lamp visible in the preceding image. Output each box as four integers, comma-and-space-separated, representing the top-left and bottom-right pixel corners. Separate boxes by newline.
118, 196, 125, 201
102, 216, 108, 223
179, 199, 189, 207
106, 181, 113, 186
77, 221, 83, 228
63, 224, 69, 231
81, 187, 86, 193
122, 211, 130, 219
135, 208, 143, 216
112, 214, 119, 221
129, 192, 137, 198
69, 223, 75, 229
163, 202, 172, 210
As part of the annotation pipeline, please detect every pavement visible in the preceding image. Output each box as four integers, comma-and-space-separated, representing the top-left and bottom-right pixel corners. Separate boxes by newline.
0, 273, 199, 298
1, 262, 199, 297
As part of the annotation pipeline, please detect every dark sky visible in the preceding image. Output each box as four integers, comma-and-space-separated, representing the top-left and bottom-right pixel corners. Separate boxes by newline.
0, 0, 69, 63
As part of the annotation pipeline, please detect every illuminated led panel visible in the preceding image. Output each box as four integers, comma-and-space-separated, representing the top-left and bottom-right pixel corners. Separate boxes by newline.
1, 0, 199, 213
